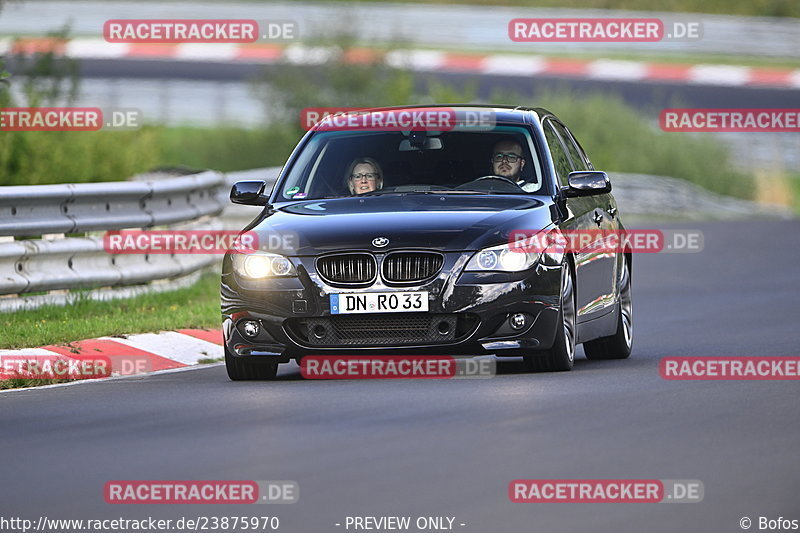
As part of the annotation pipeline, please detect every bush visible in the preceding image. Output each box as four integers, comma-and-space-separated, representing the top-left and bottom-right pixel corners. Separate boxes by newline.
153, 125, 299, 172
1, 128, 163, 185
526, 91, 755, 199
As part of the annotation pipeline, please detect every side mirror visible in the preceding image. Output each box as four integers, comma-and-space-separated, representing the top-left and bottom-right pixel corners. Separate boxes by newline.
562, 171, 611, 197
230, 180, 269, 206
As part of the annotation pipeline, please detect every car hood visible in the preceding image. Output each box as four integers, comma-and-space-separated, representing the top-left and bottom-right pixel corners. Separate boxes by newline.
250, 194, 556, 255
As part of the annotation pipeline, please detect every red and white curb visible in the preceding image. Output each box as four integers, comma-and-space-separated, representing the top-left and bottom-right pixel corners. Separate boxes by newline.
0, 329, 224, 386
2, 37, 799, 89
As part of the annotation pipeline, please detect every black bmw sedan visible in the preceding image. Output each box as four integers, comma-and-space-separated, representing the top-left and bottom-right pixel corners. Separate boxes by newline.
221, 105, 633, 380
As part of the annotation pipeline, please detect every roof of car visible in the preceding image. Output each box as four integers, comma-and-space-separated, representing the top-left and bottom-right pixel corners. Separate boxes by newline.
319, 104, 554, 126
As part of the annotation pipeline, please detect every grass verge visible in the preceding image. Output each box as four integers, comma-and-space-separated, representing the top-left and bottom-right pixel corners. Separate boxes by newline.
0, 376, 72, 390
198, 357, 225, 364
791, 175, 800, 213
0, 271, 220, 349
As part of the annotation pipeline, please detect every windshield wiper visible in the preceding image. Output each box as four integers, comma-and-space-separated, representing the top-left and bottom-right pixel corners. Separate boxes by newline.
356, 191, 406, 196
408, 190, 485, 195
443, 189, 530, 195
354, 190, 477, 196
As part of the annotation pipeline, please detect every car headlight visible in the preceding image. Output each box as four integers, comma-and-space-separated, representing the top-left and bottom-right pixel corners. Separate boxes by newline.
466, 230, 564, 272
232, 252, 297, 278
466, 243, 539, 272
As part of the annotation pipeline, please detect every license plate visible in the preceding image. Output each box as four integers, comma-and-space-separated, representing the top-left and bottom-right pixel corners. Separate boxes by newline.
330, 291, 429, 314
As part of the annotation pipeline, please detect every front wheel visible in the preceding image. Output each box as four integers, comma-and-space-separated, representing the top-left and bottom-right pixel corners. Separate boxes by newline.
583, 258, 633, 360
524, 262, 576, 372
225, 345, 279, 380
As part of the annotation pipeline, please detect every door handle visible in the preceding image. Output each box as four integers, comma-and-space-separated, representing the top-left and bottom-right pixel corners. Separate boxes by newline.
593, 211, 604, 225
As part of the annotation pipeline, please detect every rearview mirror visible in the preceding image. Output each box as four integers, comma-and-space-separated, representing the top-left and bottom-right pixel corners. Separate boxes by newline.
398, 137, 443, 151
230, 180, 269, 206
563, 171, 611, 197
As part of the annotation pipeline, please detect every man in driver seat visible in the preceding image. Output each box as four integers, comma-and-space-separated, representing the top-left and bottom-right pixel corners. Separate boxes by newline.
491, 140, 535, 192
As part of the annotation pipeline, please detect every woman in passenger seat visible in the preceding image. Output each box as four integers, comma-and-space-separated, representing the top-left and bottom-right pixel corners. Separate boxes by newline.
345, 157, 384, 195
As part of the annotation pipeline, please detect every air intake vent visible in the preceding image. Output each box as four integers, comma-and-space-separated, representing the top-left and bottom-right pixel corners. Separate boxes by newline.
382, 252, 444, 283
286, 313, 479, 347
317, 253, 376, 285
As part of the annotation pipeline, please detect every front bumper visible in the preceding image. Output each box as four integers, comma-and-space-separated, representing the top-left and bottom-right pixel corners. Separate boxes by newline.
221, 251, 562, 360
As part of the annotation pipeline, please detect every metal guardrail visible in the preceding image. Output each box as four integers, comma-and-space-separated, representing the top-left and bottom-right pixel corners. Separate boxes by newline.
0, 170, 228, 303
1, 171, 225, 237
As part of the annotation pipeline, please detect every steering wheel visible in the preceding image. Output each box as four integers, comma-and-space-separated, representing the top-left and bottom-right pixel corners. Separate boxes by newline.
475, 175, 519, 186
455, 175, 523, 191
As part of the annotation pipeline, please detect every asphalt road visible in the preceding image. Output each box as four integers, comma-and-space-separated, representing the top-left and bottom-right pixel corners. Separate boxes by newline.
2, 219, 799, 533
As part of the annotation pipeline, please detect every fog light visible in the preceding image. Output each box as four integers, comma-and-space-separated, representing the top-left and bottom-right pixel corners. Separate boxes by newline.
242, 320, 260, 338
510, 313, 526, 330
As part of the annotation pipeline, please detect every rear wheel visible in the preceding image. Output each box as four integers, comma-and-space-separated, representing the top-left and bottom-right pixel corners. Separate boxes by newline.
524, 262, 575, 372
583, 257, 633, 360
225, 345, 279, 380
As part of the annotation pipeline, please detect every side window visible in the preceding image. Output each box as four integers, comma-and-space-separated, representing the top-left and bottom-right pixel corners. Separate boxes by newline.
564, 127, 594, 170
543, 121, 573, 187
551, 121, 589, 171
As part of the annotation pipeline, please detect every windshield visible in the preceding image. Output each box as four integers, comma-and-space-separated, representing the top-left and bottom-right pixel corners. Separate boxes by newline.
275, 126, 547, 202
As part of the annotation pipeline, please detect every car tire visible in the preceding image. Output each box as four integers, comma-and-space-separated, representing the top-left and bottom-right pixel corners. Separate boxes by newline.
225, 345, 279, 380
583, 257, 633, 360
524, 262, 576, 372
